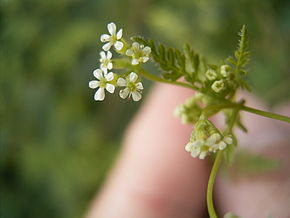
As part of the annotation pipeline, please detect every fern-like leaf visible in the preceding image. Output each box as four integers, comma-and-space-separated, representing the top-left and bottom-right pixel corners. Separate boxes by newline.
227, 25, 251, 90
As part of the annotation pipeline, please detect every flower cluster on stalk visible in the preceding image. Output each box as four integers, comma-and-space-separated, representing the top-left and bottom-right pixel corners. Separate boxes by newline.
89, 22, 151, 101
185, 115, 233, 159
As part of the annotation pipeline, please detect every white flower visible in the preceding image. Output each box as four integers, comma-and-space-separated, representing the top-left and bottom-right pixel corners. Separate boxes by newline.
205, 69, 217, 80
117, 72, 143, 101
126, 42, 151, 65
100, 22, 123, 51
211, 80, 226, 93
99, 51, 113, 71
220, 65, 231, 77
89, 69, 115, 101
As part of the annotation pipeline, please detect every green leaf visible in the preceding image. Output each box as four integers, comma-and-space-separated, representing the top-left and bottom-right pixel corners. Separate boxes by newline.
131, 36, 200, 83
226, 25, 251, 91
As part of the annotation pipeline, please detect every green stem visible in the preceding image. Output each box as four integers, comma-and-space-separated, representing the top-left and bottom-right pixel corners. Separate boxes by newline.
241, 105, 290, 123
207, 151, 223, 218
117, 60, 290, 124
138, 68, 198, 90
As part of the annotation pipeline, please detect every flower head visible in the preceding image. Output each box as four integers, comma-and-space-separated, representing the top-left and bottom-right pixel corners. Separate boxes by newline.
89, 69, 115, 101
211, 80, 226, 93
126, 42, 151, 65
220, 65, 231, 77
99, 51, 113, 71
100, 22, 123, 51
205, 69, 217, 80
185, 115, 233, 159
117, 72, 143, 101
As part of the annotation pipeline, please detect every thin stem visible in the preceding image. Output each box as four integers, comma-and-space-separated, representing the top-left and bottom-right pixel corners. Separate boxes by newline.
138, 68, 198, 90
207, 151, 223, 218
241, 105, 290, 123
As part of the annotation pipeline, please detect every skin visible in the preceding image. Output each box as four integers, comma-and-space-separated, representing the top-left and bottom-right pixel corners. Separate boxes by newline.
85, 84, 290, 218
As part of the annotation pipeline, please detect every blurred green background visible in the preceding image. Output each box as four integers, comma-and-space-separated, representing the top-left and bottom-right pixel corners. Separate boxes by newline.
1, 0, 289, 217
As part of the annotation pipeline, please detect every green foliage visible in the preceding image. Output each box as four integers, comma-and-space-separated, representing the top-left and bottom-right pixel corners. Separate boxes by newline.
132, 36, 200, 83
227, 25, 251, 91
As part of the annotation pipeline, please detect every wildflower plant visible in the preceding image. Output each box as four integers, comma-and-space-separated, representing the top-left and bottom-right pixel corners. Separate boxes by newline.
89, 22, 290, 217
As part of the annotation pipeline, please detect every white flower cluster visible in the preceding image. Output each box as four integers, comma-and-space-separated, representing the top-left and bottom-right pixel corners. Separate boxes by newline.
205, 65, 233, 93
89, 22, 151, 102
185, 115, 233, 159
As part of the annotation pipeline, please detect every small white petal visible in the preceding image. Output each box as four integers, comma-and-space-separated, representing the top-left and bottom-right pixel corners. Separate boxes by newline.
206, 133, 221, 146
132, 42, 139, 49
106, 83, 115, 93
132, 58, 139, 65
143, 46, 151, 54
199, 151, 207, 159
191, 148, 200, 158
132, 91, 142, 101
191, 140, 201, 147
89, 80, 100, 89
107, 51, 112, 59
119, 88, 130, 99
105, 72, 114, 81
116, 29, 123, 39
224, 136, 233, 144
100, 34, 110, 42
129, 72, 138, 82
126, 49, 134, 56
185, 143, 193, 152
142, 57, 149, 63
114, 41, 123, 50
107, 62, 113, 70
93, 69, 103, 80
117, 78, 127, 87
100, 63, 106, 71
94, 88, 105, 101
100, 51, 106, 59
102, 42, 112, 51
107, 22, 116, 35
136, 82, 143, 90
218, 141, 227, 150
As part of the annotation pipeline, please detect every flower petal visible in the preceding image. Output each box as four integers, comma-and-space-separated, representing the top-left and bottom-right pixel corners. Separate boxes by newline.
100, 51, 106, 59
100, 34, 110, 42
119, 88, 129, 99
107, 62, 113, 70
185, 143, 193, 152
116, 29, 123, 39
107, 51, 112, 59
93, 69, 103, 80
132, 42, 139, 49
199, 151, 207, 159
106, 83, 115, 93
105, 72, 114, 81
100, 63, 107, 71
117, 78, 126, 87
94, 88, 105, 101
142, 57, 149, 63
89, 80, 100, 89
126, 49, 134, 56
191, 148, 200, 158
224, 136, 233, 144
136, 82, 143, 90
218, 141, 227, 150
131, 58, 139, 65
129, 72, 138, 82
107, 22, 116, 35
114, 41, 123, 50
102, 42, 112, 51
132, 91, 142, 101
143, 46, 151, 54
